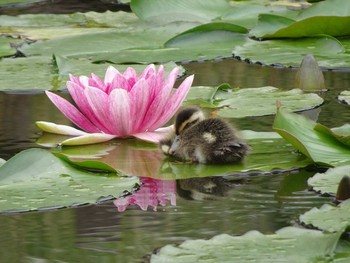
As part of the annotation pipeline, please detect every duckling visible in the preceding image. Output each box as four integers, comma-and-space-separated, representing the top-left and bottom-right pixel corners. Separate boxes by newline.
161, 107, 249, 164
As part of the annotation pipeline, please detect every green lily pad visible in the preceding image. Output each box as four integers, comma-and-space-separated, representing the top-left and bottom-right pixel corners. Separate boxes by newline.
221, 1, 298, 29
151, 227, 341, 263
0, 158, 5, 167
315, 123, 350, 147
251, 14, 350, 39
251, 0, 350, 39
338, 90, 350, 105
308, 165, 350, 195
233, 36, 348, 68
185, 85, 324, 118
299, 199, 350, 233
0, 36, 17, 58
0, 55, 184, 91
131, 0, 231, 23
273, 107, 350, 166
48, 131, 312, 180
0, 148, 139, 212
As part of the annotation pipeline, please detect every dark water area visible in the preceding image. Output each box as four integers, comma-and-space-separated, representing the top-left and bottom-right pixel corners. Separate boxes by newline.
1, 2, 349, 262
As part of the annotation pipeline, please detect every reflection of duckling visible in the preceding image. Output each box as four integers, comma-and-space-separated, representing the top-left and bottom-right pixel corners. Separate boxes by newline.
160, 107, 249, 164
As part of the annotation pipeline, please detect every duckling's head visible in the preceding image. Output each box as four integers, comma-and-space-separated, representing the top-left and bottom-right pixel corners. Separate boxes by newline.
175, 107, 205, 135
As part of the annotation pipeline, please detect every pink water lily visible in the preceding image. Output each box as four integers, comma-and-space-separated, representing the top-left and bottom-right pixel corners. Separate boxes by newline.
36, 64, 194, 145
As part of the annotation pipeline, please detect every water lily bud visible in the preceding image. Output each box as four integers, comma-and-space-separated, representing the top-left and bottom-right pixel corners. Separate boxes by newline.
295, 54, 325, 91
336, 175, 350, 201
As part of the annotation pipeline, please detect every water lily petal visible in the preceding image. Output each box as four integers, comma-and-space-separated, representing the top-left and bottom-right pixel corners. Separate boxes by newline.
104, 65, 120, 84
67, 81, 110, 133
148, 75, 194, 131
61, 133, 117, 146
109, 89, 131, 136
90, 73, 106, 91
129, 78, 151, 132
141, 64, 156, 80
45, 91, 100, 133
35, 121, 88, 136
140, 68, 180, 131
109, 72, 130, 93
124, 67, 137, 78
84, 87, 114, 134
133, 125, 174, 143
79, 76, 89, 88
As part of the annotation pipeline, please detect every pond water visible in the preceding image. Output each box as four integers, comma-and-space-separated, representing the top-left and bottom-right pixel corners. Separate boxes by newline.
1, 2, 350, 262
1, 58, 349, 262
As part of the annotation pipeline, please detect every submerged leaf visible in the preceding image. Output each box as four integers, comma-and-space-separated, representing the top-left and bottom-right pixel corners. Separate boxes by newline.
151, 227, 341, 263
0, 148, 139, 212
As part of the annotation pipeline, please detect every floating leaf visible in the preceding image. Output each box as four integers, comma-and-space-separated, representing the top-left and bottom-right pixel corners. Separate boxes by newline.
0, 158, 5, 167
186, 85, 324, 118
50, 131, 312, 180
131, 0, 231, 23
0, 36, 17, 58
338, 90, 350, 105
0, 55, 183, 91
233, 36, 347, 68
308, 165, 350, 195
151, 227, 341, 263
251, 0, 350, 39
0, 148, 139, 212
251, 14, 350, 39
300, 199, 350, 233
273, 108, 350, 166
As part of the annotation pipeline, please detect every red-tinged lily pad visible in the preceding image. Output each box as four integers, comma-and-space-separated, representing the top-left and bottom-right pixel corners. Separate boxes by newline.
273, 107, 350, 166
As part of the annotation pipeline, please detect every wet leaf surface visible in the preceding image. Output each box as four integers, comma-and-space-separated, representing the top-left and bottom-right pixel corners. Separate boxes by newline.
308, 165, 350, 195
300, 199, 350, 232
273, 108, 350, 166
0, 148, 139, 212
186, 85, 324, 117
338, 91, 350, 105
151, 227, 341, 263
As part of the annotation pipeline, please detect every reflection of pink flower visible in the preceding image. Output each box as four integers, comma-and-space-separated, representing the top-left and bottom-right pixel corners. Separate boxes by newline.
114, 177, 176, 212
36, 64, 193, 145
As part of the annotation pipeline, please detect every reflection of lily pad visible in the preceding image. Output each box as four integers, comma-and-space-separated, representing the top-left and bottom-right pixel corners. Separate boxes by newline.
151, 227, 341, 263
308, 165, 350, 195
185, 85, 324, 118
338, 90, 350, 105
300, 199, 350, 233
0, 148, 139, 212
